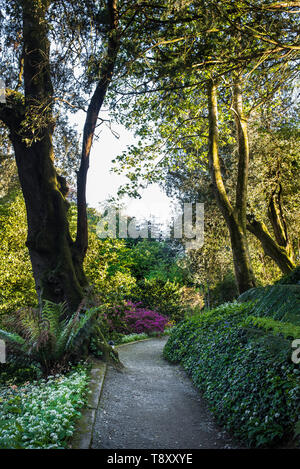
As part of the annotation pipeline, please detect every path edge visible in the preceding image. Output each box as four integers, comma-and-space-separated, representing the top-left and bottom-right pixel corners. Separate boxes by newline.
116, 335, 169, 349
70, 358, 107, 449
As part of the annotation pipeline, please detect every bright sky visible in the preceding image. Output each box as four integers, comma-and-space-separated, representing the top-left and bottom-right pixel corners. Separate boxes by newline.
71, 111, 175, 227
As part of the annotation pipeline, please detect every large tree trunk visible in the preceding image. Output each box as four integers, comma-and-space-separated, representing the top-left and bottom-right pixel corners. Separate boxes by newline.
11, 131, 87, 310
207, 79, 256, 294
227, 212, 257, 294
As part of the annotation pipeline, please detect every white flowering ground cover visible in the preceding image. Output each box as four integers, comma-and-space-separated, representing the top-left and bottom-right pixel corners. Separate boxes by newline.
0, 365, 90, 449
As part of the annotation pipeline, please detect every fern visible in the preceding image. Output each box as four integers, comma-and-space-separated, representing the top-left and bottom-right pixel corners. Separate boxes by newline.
0, 329, 25, 346
239, 285, 300, 325
0, 301, 99, 372
65, 308, 97, 351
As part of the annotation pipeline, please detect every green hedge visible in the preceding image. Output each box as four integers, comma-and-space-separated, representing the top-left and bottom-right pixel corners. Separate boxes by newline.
163, 302, 300, 447
242, 316, 300, 340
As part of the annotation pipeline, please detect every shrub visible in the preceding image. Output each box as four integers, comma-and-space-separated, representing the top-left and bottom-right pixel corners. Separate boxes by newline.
127, 239, 189, 284
0, 193, 37, 319
180, 286, 204, 314
97, 300, 170, 338
133, 278, 185, 322
164, 302, 300, 447
96, 298, 129, 341
205, 272, 238, 308
0, 354, 42, 386
123, 301, 170, 335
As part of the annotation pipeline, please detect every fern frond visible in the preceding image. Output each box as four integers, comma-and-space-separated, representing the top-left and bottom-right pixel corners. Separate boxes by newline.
0, 329, 26, 346
41, 300, 67, 337
54, 312, 78, 358
14, 307, 40, 344
65, 307, 98, 351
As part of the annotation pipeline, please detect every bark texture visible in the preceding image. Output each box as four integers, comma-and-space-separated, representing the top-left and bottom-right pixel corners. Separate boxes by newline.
207, 79, 256, 294
247, 216, 296, 274
247, 173, 295, 274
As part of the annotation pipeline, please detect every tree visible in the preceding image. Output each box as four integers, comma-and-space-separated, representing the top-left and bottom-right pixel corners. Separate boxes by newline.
0, 0, 136, 310
246, 109, 299, 274
110, 0, 299, 293
207, 78, 256, 293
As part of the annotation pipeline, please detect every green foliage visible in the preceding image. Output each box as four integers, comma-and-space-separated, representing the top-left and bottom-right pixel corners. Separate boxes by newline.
164, 302, 299, 447
133, 278, 185, 322
0, 364, 89, 449
0, 193, 36, 317
276, 266, 300, 286
0, 301, 99, 372
238, 285, 300, 325
206, 272, 238, 308
119, 332, 149, 344
242, 316, 300, 340
0, 355, 42, 386
127, 239, 188, 284
83, 223, 136, 303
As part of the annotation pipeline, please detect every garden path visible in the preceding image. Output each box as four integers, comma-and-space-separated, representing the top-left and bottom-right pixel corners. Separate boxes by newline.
91, 338, 241, 449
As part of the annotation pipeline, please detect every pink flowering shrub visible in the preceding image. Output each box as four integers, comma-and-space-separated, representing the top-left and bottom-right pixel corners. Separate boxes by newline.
123, 301, 169, 335
99, 300, 170, 338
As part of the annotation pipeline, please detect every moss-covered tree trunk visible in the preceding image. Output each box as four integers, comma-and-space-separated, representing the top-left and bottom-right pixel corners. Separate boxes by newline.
247, 215, 296, 274
246, 156, 296, 274
11, 133, 87, 309
207, 79, 256, 294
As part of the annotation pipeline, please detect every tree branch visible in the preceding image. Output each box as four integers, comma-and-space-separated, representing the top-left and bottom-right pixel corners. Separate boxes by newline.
75, 0, 120, 258
247, 214, 296, 274
207, 79, 233, 220
232, 75, 249, 232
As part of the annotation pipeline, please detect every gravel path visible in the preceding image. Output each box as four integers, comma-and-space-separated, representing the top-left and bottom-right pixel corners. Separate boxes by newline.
91, 338, 241, 449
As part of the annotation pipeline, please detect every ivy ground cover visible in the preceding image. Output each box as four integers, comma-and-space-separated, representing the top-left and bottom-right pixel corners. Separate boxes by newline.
163, 302, 300, 447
